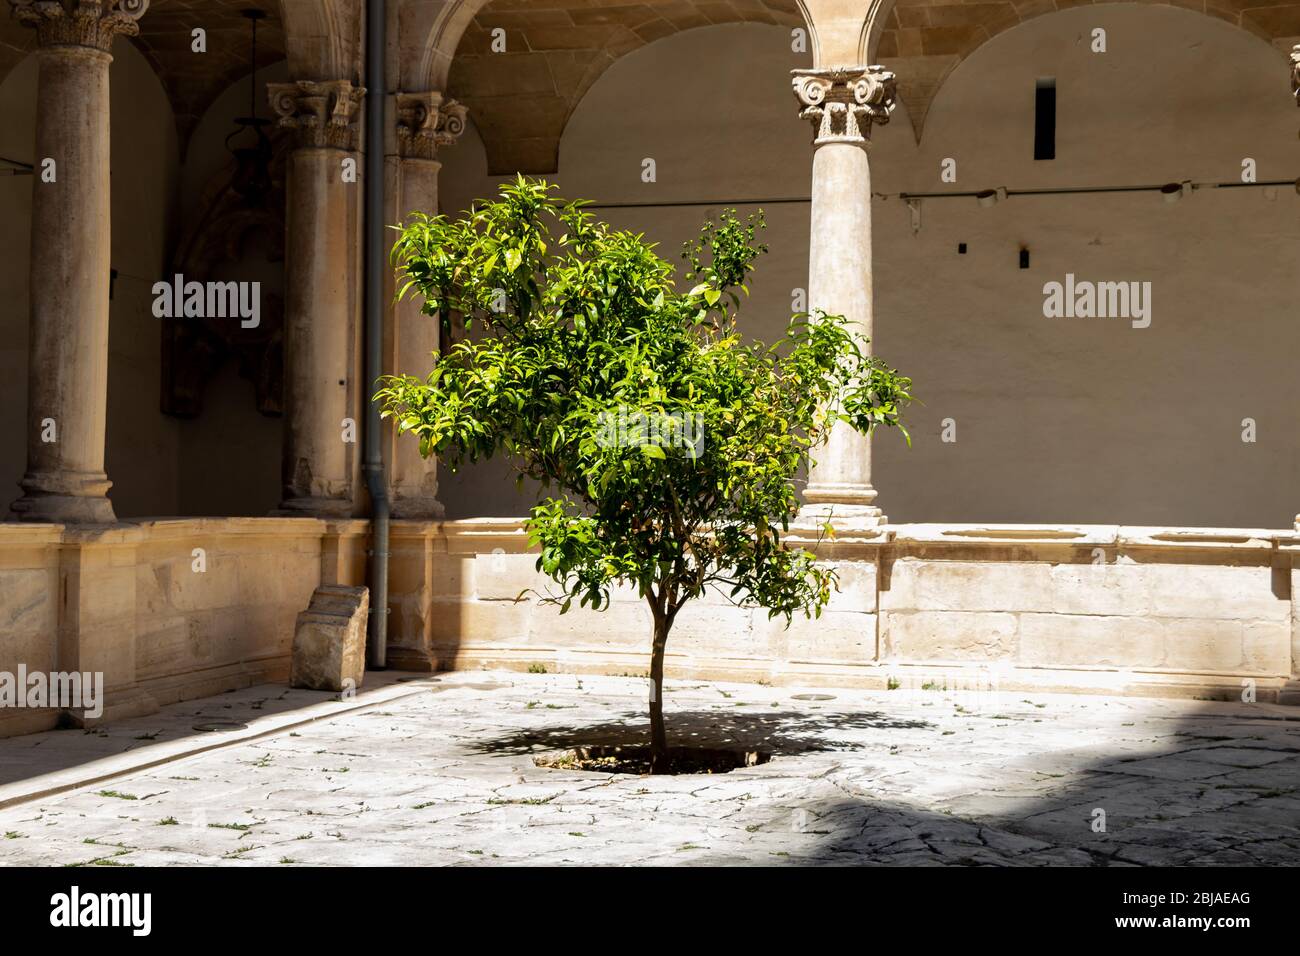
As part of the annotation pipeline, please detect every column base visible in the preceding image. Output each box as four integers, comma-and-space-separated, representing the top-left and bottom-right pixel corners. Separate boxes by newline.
390, 496, 445, 520
385, 644, 441, 672
9, 469, 116, 523
796, 502, 886, 530
799, 477, 886, 530
273, 495, 355, 518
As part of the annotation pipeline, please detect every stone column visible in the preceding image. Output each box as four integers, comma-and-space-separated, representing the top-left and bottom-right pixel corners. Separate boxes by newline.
386, 91, 466, 519
792, 66, 896, 526
268, 79, 365, 516
8, 0, 148, 524
1294, 46, 1300, 537
1284, 47, 1300, 706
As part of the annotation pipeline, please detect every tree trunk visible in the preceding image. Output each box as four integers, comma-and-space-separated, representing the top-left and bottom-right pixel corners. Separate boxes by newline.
649, 609, 670, 774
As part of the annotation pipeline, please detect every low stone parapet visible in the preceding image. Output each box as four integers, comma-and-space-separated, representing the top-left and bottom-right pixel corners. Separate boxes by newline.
3, 516, 1297, 739
389, 518, 1300, 705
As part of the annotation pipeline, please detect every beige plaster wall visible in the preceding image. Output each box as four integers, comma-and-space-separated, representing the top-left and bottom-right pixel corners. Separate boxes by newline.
874, 5, 1300, 528
0, 38, 181, 519
432, 11, 1300, 528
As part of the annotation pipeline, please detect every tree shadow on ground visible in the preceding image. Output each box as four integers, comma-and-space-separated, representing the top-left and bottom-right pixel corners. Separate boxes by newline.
463, 707, 931, 757
466, 696, 1300, 866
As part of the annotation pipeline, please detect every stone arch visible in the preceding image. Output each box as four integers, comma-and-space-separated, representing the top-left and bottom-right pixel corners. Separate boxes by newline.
794, 0, 896, 65
278, 0, 361, 81
402, 0, 488, 93
0, 18, 34, 88
411, 0, 811, 174
875, 0, 1300, 140
2, 2, 291, 148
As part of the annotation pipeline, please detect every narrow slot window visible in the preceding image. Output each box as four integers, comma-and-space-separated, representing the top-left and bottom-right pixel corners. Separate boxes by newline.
1034, 78, 1056, 161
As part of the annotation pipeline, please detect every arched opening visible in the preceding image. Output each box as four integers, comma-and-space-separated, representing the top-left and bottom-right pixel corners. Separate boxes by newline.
0, 36, 182, 518
433, 18, 817, 517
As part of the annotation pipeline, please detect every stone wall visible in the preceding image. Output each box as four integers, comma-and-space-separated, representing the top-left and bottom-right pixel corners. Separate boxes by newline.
0, 518, 331, 737
0, 524, 60, 736
397, 519, 1299, 703
3, 515, 1296, 737
880, 526, 1293, 698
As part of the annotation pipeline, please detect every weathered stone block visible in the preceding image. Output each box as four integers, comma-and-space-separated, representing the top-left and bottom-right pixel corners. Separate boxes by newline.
162, 556, 242, 613
1140, 563, 1286, 621
671, 604, 758, 657
1018, 613, 1158, 669
290, 585, 369, 692
826, 561, 878, 614
542, 600, 651, 650
1242, 622, 1290, 676
236, 550, 317, 608
766, 609, 876, 663
882, 611, 1018, 661
883, 560, 1054, 614
1157, 618, 1246, 672
431, 597, 534, 645
1049, 562, 1149, 616
474, 552, 546, 601
0, 568, 53, 639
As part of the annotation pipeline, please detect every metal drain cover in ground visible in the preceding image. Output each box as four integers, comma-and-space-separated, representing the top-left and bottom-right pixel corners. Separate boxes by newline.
192, 720, 248, 732
790, 693, 836, 701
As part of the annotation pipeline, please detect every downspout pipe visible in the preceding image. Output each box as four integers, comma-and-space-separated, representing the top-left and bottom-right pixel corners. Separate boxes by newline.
363, 0, 390, 669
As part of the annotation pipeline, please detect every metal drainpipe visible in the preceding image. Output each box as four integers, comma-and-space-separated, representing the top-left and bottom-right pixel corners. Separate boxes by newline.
363, 0, 390, 669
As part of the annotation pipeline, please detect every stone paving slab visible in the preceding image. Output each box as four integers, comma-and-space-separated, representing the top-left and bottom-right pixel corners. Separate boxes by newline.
0, 671, 1296, 866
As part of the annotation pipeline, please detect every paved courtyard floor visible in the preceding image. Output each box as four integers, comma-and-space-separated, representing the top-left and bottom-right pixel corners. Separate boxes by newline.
0, 671, 1297, 866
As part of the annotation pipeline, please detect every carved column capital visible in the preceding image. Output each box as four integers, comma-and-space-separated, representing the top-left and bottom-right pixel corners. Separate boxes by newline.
395, 91, 467, 161
792, 66, 896, 146
10, 0, 147, 53
1291, 44, 1300, 105
268, 79, 365, 151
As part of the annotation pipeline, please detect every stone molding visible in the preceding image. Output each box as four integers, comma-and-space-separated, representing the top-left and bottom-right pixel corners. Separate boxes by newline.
395, 91, 467, 162
10, 0, 146, 52
791, 66, 896, 146
268, 79, 365, 151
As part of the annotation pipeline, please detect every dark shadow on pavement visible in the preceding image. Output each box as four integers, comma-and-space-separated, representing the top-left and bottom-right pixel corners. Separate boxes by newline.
463, 706, 932, 757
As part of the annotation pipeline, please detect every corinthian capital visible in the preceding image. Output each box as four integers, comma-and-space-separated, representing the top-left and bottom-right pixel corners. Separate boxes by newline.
395, 91, 467, 161
10, 0, 148, 52
1291, 44, 1300, 105
792, 66, 896, 146
268, 79, 366, 150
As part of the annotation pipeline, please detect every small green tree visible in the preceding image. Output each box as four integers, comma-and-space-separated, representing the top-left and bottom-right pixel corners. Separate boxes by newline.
377, 177, 912, 772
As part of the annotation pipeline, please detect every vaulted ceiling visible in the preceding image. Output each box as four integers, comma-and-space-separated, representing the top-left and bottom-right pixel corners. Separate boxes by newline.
446, 0, 805, 173
448, 0, 1300, 172
0, 0, 285, 147
3, 0, 1297, 167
